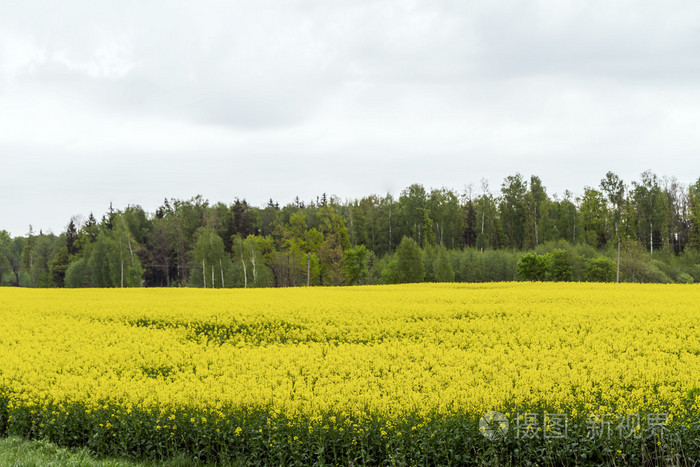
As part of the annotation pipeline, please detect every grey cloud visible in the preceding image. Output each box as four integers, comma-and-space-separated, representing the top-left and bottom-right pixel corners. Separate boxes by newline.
7, 0, 700, 127
2, 0, 700, 236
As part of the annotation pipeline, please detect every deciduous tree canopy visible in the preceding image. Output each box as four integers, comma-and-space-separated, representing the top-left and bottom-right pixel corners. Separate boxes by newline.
2, 171, 699, 287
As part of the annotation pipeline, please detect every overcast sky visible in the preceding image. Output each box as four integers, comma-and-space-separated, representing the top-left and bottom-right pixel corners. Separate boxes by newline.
2, 1, 700, 237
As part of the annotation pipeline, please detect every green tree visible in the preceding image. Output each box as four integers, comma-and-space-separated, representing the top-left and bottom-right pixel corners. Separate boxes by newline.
88, 231, 113, 286
427, 188, 461, 248
619, 237, 648, 282
64, 257, 91, 288
231, 199, 256, 239
462, 200, 477, 248
420, 208, 435, 247
192, 227, 230, 288
6, 237, 25, 286
260, 199, 279, 237
343, 245, 371, 285
21, 226, 36, 286
376, 194, 398, 254
248, 234, 280, 286
661, 177, 684, 254
687, 177, 700, 250
317, 206, 350, 285
66, 219, 79, 256
474, 181, 503, 250
433, 246, 455, 282
500, 174, 527, 249
524, 176, 550, 249
32, 234, 59, 287
632, 171, 668, 257
0, 231, 13, 284
579, 188, 607, 248
206, 202, 234, 253
243, 235, 266, 287
600, 172, 625, 282
552, 192, 578, 244
283, 212, 324, 286
391, 236, 425, 283
232, 235, 249, 287
114, 217, 144, 287
356, 195, 381, 253
72, 214, 98, 256
49, 246, 70, 287
170, 196, 209, 285
399, 184, 427, 245
88, 219, 144, 287
147, 216, 177, 287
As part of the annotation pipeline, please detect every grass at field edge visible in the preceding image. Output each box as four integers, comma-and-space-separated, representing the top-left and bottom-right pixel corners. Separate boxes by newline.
0, 436, 239, 467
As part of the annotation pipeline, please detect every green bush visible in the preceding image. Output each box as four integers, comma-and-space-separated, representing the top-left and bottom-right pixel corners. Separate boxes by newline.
516, 253, 548, 281
383, 237, 424, 284
480, 250, 518, 281
638, 263, 672, 283
651, 259, 678, 282
433, 246, 455, 282
546, 249, 574, 282
64, 258, 90, 288
456, 248, 480, 282
677, 272, 694, 284
584, 256, 616, 282
686, 264, 700, 283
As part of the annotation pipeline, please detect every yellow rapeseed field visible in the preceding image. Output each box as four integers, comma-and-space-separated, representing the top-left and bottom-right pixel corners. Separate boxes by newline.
0, 282, 698, 463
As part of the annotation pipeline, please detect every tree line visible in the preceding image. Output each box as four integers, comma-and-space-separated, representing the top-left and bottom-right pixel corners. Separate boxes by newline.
2, 170, 700, 288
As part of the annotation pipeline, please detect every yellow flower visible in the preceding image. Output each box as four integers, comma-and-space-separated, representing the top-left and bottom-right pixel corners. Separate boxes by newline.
0, 283, 696, 451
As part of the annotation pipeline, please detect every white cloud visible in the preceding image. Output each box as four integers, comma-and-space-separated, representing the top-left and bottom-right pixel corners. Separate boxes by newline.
1, 0, 700, 236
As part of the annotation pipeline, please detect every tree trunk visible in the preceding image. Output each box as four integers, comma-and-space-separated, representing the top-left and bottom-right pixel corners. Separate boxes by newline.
616, 235, 621, 283
121, 260, 124, 288
509, 216, 514, 250
481, 211, 485, 251
219, 258, 225, 288
241, 259, 247, 288
249, 252, 257, 286
120, 218, 135, 265
202, 259, 206, 288
307, 255, 310, 287
388, 205, 392, 250
615, 222, 620, 283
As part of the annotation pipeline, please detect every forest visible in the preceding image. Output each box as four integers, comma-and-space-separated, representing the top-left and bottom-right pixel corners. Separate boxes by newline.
2, 170, 700, 288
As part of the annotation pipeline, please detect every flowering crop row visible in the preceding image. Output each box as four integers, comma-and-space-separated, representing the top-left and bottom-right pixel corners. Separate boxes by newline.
0, 283, 698, 464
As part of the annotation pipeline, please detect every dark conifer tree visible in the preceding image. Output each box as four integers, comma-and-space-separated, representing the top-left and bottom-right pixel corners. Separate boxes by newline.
463, 201, 477, 247
66, 219, 79, 255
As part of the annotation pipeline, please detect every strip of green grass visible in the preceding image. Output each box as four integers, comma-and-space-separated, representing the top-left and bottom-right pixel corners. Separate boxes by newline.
0, 436, 225, 467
